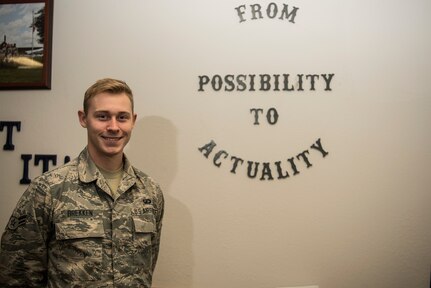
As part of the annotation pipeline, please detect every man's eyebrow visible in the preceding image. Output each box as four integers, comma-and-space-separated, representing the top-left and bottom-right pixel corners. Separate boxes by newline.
117, 111, 132, 116
93, 110, 131, 114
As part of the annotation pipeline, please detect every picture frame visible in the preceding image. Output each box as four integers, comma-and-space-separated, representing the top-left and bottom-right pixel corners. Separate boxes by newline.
0, 0, 53, 89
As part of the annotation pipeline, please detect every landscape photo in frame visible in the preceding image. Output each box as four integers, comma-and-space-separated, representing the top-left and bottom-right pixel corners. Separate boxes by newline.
0, 0, 53, 89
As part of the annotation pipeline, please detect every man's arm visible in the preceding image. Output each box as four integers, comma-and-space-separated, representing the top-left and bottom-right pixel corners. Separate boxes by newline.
0, 178, 51, 287
151, 184, 164, 272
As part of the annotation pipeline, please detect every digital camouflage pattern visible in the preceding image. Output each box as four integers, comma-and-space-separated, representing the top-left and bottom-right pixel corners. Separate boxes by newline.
0, 148, 164, 287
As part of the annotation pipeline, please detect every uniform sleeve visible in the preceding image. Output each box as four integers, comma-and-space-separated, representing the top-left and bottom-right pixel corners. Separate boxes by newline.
151, 183, 164, 272
0, 178, 52, 287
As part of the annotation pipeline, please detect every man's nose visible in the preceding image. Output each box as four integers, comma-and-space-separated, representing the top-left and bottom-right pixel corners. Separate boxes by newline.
107, 118, 120, 131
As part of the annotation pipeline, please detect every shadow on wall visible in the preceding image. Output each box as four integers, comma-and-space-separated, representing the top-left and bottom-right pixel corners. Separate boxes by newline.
126, 116, 194, 288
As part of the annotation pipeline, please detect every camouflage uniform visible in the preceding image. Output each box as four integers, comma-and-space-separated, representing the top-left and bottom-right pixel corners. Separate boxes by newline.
0, 148, 164, 288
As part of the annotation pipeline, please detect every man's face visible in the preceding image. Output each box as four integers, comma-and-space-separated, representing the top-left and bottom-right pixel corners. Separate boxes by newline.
78, 92, 137, 161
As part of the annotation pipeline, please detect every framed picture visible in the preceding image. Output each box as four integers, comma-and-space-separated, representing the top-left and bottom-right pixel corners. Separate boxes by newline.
0, 0, 53, 89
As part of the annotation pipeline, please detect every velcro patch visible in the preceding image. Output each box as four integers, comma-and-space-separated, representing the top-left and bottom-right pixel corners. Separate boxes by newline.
8, 215, 28, 230
66, 210, 95, 218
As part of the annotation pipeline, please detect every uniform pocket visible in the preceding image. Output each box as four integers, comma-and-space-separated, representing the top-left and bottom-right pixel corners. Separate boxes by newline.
55, 218, 105, 240
133, 216, 156, 234
54, 219, 105, 281
132, 216, 156, 270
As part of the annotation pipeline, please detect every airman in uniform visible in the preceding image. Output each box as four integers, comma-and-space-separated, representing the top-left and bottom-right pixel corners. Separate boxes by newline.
0, 78, 164, 287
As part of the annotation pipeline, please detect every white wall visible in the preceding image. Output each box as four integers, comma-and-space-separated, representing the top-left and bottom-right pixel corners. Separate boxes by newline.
1, 1, 430, 287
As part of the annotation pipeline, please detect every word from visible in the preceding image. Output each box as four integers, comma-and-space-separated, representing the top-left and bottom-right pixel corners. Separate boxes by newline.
235, 3, 299, 23
198, 74, 335, 92
198, 138, 328, 181
20, 154, 70, 184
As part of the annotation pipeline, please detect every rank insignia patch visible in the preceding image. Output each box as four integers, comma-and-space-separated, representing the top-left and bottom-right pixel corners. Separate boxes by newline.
7, 215, 28, 230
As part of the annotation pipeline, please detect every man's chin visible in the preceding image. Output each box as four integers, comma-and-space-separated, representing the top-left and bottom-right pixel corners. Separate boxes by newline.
99, 145, 124, 157
104, 148, 123, 156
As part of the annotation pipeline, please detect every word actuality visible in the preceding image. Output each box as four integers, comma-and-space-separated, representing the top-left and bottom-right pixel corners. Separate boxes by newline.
198, 74, 335, 92
198, 138, 328, 181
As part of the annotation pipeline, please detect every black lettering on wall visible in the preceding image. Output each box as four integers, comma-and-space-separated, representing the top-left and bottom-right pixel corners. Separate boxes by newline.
0, 121, 21, 151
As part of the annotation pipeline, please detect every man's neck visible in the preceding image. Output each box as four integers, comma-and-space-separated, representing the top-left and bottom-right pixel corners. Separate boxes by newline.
87, 148, 124, 172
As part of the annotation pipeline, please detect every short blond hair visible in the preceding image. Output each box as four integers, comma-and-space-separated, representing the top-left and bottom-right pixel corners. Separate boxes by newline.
83, 78, 134, 114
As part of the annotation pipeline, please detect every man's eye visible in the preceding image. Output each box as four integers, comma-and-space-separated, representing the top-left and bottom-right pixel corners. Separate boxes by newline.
118, 115, 130, 121
96, 114, 108, 120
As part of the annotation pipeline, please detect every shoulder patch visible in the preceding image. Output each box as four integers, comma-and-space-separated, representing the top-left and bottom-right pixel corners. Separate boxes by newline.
7, 215, 28, 230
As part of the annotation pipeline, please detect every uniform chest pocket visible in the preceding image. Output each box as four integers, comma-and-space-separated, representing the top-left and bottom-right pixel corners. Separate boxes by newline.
54, 219, 105, 281
132, 216, 156, 270
55, 218, 105, 240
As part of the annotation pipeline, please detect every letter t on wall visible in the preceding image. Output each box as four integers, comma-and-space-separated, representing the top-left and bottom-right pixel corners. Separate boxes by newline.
0, 121, 21, 151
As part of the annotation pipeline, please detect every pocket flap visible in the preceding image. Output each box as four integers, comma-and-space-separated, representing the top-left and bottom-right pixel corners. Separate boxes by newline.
132, 216, 155, 233
55, 219, 105, 240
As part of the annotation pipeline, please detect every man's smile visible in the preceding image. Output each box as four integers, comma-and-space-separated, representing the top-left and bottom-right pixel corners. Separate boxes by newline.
101, 136, 123, 141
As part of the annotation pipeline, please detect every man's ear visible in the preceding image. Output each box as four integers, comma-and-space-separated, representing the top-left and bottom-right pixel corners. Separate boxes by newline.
132, 113, 137, 127
78, 110, 87, 128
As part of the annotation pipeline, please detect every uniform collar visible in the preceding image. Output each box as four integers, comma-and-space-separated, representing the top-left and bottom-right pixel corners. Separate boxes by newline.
78, 147, 136, 184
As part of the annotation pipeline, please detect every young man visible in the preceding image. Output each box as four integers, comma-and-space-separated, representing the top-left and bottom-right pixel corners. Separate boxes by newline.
0, 78, 164, 287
